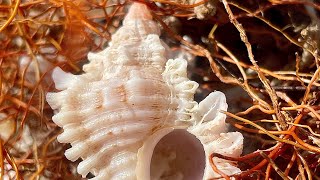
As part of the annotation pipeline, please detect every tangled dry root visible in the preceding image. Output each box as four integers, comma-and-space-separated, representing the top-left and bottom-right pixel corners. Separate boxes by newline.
0, 0, 319, 179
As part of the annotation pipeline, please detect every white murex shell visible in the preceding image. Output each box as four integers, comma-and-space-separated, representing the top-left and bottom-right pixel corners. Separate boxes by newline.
46, 3, 244, 180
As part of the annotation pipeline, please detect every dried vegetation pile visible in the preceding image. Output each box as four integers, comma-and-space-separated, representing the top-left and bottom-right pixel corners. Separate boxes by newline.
0, 0, 319, 179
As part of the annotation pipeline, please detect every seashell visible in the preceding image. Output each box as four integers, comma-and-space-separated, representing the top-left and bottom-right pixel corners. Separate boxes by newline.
46, 2, 243, 180
193, 0, 217, 19
0, 113, 15, 142
169, 0, 217, 19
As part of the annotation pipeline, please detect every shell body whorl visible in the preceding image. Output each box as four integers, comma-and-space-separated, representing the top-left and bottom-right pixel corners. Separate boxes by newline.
46, 3, 243, 180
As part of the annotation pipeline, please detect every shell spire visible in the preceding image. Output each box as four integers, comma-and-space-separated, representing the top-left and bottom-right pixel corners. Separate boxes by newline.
121, 2, 160, 37
124, 3, 153, 22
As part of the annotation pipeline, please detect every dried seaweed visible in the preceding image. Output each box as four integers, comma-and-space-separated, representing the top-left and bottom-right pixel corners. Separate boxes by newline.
0, 0, 319, 179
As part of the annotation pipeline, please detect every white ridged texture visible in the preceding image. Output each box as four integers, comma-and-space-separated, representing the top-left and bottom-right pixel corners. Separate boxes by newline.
46, 2, 243, 180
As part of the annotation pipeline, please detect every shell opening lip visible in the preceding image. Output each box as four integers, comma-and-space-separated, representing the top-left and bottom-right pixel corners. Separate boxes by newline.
137, 128, 206, 180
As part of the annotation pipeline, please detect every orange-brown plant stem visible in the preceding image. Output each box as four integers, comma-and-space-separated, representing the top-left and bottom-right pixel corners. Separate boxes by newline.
209, 154, 231, 180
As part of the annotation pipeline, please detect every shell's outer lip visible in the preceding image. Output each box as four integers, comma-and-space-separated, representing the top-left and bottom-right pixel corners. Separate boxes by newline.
149, 129, 208, 180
